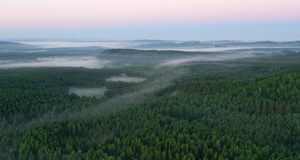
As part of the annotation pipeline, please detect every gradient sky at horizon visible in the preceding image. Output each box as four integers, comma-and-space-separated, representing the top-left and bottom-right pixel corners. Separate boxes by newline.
1, 0, 300, 41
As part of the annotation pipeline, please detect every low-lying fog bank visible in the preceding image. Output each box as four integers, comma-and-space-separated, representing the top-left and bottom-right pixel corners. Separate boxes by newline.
106, 73, 146, 83
21, 41, 300, 52
68, 87, 107, 98
0, 57, 104, 69
21, 41, 149, 49
135, 46, 300, 52
2, 42, 297, 69
157, 53, 256, 67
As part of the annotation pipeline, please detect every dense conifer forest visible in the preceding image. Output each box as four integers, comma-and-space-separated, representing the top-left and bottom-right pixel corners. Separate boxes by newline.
1, 50, 300, 159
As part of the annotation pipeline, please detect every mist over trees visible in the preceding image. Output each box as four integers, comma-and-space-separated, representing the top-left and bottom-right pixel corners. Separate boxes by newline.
0, 44, 300, 159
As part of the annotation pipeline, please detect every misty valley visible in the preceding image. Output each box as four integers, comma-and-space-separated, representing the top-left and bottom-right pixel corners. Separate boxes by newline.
1, 40, 300, 159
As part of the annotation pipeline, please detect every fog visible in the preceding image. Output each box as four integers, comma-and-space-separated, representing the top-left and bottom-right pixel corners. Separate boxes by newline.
0, 50, 259, 69
21, 41, 148, 49
0, 57, 103, 69
157, 53, 255, 67
135, 46, 300, 52
0, 47, 292, 131
21, 42, 300, 52
107, 74, 146, 82
69, 87, 107, 98
0, 42, 296, 130
1, 41, 273, 69
2, 41, 297, 70
9, 67, 187, 129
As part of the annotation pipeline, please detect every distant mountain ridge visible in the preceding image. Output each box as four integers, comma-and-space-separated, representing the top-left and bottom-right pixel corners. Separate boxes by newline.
0, 41, 20, 45
135, 40, 300, 49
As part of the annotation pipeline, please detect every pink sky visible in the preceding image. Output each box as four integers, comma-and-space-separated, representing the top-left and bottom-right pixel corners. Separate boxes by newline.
0, 0, 300, 29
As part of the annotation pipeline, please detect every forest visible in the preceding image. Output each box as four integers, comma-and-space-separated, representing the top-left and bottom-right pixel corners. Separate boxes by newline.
0, 48, 300, 159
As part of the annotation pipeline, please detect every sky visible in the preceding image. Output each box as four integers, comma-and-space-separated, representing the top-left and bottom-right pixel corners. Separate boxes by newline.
0, 0, 300, 41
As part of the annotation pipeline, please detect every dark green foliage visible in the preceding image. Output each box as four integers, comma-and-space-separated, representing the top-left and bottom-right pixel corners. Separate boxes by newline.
1, 51, 300, 159
104, 81, 137, 98
0, 68, 136, 123
176, 74, 300, 114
